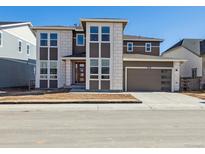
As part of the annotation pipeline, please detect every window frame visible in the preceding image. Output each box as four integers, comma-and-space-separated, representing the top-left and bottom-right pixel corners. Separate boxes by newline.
90, 26, 99, 42
26, 43, 30, 55
90, 59, 99, 79
76, 33, 85, 46
40, 33, 48, 47
127, 42, 133, 52
101, 58, 110, 80
40, 61, 48, 79
50, 60, 58, 80
18, 40, 22, 53
50, 33, 58, 47
145, 43, 152, 52
0, 31, 2, 47
101, 26, 110, 42
192, 68, 197, 79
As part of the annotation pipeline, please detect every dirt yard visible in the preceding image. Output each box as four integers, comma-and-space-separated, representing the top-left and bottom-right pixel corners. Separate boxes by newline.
0, 92, 138, 103
183, 91, 205, 100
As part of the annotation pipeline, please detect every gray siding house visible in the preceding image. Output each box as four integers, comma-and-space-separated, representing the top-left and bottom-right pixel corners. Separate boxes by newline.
0, 22, 36, 88
33, 18, 184, 92
162, 39, 205, 90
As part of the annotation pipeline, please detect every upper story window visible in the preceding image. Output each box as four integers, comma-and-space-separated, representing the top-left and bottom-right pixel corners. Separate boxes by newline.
0, 31, 2, 47
18, 40, 22, 52
101, 26, 110, 42
26, 44, 30, 55
90, 26, 98, 42
50, 33, 58, 47
127, 42, 133, 52
40, 33, 48, 46
76, 34, 85, 46
145, 43, 152, 52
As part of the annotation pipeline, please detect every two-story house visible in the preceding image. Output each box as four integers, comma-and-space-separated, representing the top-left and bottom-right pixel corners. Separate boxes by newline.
0, 22, 36, 88
33, 18, 184, 92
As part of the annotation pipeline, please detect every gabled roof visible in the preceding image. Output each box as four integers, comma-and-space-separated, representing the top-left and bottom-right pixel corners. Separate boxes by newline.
0, 21, 32, 28
123, 35, 163, 42
163, 39, 205, 57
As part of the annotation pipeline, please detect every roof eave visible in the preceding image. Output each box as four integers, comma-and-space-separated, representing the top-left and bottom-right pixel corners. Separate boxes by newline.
0, 22, 32, 28
123, 39, 164, 42
123, 58, 187, 62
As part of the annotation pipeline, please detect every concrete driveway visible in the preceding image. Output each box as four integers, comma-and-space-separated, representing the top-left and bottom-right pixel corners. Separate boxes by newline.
131, 92, 205, 110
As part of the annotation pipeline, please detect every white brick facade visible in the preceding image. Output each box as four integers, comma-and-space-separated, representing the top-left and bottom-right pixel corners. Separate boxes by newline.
111, 23, 123, 90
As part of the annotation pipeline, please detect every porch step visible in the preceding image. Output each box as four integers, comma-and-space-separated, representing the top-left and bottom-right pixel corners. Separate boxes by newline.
70, 85, 86, 92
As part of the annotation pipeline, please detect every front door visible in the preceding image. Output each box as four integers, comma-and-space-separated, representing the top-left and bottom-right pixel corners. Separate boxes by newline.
75, 62, 86, 83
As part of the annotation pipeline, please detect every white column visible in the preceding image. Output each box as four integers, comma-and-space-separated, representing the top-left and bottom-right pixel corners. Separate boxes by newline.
65, 60, 72, 86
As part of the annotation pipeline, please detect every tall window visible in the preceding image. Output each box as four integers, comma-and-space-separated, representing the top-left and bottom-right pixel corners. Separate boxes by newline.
127, 42, 133, 52
90, 26, 98, 41
101, 26, 110, 42
40, 33, 48, 46
76, 34, 85, 46
101, 59, 110, 79
192, 68, 197, 78
145, 43, 152, 52
26, 44, 30, 55
50, 61, 57, 79
0, 32, 2, 47
18, 40, 22, 52
90, 59, 98, 79
50, 33, 57, 47
40, 61, 48, 79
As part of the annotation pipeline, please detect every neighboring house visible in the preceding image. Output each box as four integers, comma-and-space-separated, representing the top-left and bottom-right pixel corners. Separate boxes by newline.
162, 39, 205, 90
0, 22, 36, 88
32, 18, 184, 92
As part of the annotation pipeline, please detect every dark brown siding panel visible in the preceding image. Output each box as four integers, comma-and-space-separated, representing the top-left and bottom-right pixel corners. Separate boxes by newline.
101, 43, 110, 58
50, 48, 58, 60
90, 43, 99, 57
101, 81, 110, 90
49, 80, 58, 88
73, 31, 86, 55
123, 41, 160, 56
40, 80, 48, 88
40, 47, 48, 60
123, 61, 173, 68
89, 80, 99, 90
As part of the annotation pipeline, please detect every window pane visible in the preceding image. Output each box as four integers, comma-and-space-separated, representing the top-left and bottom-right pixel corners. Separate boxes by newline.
90, 26, 98, 33
90, 59, 98, 67
50, 33, 57, 39
90, 34, 98, 41
90, 67, 98, 74
102, 67, 109, 74
40, 33, 48, 39
77, 34, 84, 45
90, 75, 98, 79
40, 61, 47, 68
40, 40, 47, 46
50, 69, 57, 74
102, 27, 110, 33
102, 59, 109, 67
102, 34, 110, 41
50, 61, 57, 68
101, 75, 109, 79
40, 68, 47, 74
50, 40, 57, 46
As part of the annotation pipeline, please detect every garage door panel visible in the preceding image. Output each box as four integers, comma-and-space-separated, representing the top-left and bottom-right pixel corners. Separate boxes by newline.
127, 69, 171, 92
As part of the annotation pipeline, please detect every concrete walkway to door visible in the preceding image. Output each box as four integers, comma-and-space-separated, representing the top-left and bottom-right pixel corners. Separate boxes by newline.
131, 92, 205, 110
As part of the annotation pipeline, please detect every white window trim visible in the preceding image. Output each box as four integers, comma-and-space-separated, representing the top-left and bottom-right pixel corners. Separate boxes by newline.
40, 32, 48, 47
101, 26, 110, 43
76, 34, 85, 46
18, 40, 22, 53
145, 43, 152, 52
127, 42, 133, 52
26, 43, 30, 55
101, 58, 110, 80
0, 31, 2, 47
90, 26, 99, 43
50, 33, 58, 48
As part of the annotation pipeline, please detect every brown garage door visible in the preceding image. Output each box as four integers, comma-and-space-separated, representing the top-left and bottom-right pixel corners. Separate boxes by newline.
127, 69, 171, 92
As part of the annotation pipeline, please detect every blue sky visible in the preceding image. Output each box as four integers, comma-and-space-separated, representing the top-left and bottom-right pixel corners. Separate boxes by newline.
0, 6, 205, 52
